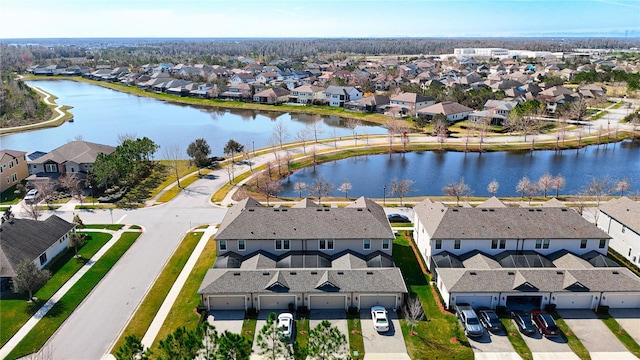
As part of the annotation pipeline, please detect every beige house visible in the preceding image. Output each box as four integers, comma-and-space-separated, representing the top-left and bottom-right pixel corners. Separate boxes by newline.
0, 150, 29, 193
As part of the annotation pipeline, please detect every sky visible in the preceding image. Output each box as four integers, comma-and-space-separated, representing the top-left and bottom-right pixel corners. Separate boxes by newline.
1, 0, 639, 39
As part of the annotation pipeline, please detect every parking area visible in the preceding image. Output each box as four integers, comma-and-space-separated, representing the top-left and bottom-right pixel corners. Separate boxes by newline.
510, 317, 579, 360
206, 310, 244, 334
469, 330, 522, 360
251, 311, 296, 360
609, 308, 640, 345
557, 309, 635, 359
360, 310, 410, 360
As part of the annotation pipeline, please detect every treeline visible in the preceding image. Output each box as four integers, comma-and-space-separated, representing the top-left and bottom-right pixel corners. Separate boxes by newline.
0, 72, 52, 127
571, 70, 640, 90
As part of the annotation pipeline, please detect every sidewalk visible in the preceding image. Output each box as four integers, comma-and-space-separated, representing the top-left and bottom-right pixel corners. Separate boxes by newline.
0, 227, 131, 359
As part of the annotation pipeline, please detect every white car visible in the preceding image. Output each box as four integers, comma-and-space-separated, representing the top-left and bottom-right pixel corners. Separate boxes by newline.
371, 306, 389, 332
24, 189, 40, 203
278, 313, 294, 338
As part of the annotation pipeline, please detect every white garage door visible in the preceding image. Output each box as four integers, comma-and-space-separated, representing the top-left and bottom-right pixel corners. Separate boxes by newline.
554, 294, 594, 309
309, 295, 347, 310
259, 295, 296, 310
207, 295, 246, 311
453, 294, 493, 309
359, 295, 397, 310
603, 293, 640, 309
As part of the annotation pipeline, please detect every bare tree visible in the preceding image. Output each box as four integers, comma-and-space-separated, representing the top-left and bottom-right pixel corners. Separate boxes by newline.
516, 176, 538, 203
271, 119, 290, 149
331, 128, 339, 149
487, 179, 499, 197
117, 133, 137, 145
403, 296, 425, 336
345, 118, 360, 146
295, 129, 310, 154
307, 120, 324, 143
308, 176, 334, 205
615, 178, 630, 196
242, 149, 254, 172
384, 119, 404, 154
59, 173, 84, 204
584, 177, 613, 208
551, 174, 566, 198
293, 181, 307, 198
256, 174, 282, 206
224, 161, 236, 184
337, 179, 352, 199
282, 151, 293, 176
22, 201, 43, 220
443, 178, 471, 206
400, 131, 410, 152
35, 181, 55, 208
164, 144, 185, 189
537, 172, 553, 198
389, 178, 414, 206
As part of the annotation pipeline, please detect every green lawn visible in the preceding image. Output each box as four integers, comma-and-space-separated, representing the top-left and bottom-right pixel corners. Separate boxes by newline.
0, 232, 112, 347
111, 231, 204, 352
549, 311, 590, 360
7, 232, 141, 359
393, 232, 474, 360
598, 312, 640, 357
500, 318, 532, 360
347, 314, 365, 360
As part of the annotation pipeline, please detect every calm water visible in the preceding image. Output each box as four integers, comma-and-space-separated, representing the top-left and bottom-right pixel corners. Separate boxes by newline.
0, 80, 386, 156
280, 142, 640, 197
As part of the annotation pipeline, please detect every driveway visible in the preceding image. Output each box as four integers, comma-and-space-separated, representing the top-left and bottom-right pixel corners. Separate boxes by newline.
207, 310, 245, 335
469, 329, 522, 360
511, 317, 579, 360
609, 308, 640, 346
360, 310, 410, 360
557, 309, 636, 360
309, 310, 350, 357
250, 310, 296, 360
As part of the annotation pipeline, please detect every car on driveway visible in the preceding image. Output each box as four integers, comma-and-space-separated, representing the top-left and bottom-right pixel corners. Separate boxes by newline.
478, 309, 504, 334
371, 306, 389, 332
531, 309, 560, 337
456, 303, 484, 337
511, 310, 537, 336
24, 189, 40, 203
278, 313, 294, 339
387, 214, 410, 223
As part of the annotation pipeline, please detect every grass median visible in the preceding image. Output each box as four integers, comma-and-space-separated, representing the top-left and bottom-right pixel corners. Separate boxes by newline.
6, 232, 141, 359
0, 232, 112, 347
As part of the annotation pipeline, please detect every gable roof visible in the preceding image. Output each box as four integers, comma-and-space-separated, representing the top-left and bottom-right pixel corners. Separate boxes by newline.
0, 149, 26, 161
31, 141, 115, 165
477, 197, 506, 208
416, 101, 473, 116
0, 215, 75, 277
390, 93, 434, 104
598, 197, 640, 234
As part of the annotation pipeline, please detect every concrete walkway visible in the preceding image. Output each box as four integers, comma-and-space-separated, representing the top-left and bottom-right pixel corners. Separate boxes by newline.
0, 227, 133, 359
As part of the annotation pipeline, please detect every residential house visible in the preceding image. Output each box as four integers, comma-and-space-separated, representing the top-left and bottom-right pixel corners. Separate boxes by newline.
468, 100, 519, 125
389, 93, 435, 116
219, 83, 252, 100
416, 101, 473, 122
323, 86, 363, 107
597, 197, 640, 267
412, 199, 640, 311
253, 88, 290, 104
0, 150, 28, 193
344, 95, 390, 113
289, 85, 325, 104
230, 73, 255, 86
0, 214, 76, 290
27, 141, 116, 186
198, 197, 408, 312
255, 72, 279, 84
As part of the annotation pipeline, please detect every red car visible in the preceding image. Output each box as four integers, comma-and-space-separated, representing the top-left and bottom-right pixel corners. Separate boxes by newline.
530, 309, 560, 337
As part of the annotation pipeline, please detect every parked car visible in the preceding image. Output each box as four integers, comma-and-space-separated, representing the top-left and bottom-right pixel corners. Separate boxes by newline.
387, 214, 410, 223
455, 303, 484, 337
278, 313, 294, 339
510, 310, 537, 336
478, 309, 504, 334
24, 189, 40, 203
531, 309, 560, 337
371, 306, 389, 332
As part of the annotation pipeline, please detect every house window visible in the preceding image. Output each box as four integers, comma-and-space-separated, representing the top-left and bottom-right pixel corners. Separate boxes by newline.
542, 239, 550, 249
219, 240, 227, 251
535, 239, 542, 249
622, 226, 626, 234
45, 164, 57, 172
363, 239, 371, 250
435, 239, 442, 249
491, 239, 498, 249
499, 239, 506, 249
319, 239, 334, 250
382, 239, 390, 250
11, 173, 17, 182
276, 240, 290, 251
629, 248, 633, 257
599, 239, 606, 249
580, 239, 587, 249
5, 177, 8, 184
454, 239, 461, 249
39, 253, 47, 266
8, 161, 13, 168
238, 240, 246, 251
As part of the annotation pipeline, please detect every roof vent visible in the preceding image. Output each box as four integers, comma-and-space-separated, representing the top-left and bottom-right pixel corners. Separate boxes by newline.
556, 271, 564, 275
561, 208, 568, 212
274, 209, 280, 211
528, 209, 535, 212
317, 209, 323, 211
337, 271, 344, 275
282, 209, 288, 212
324, 208, 330, 211
481, 209, 488, 212
452, 209, 459, 212
489, 209, 495, 212
290, 272, 297, 275
262, 272, 270, 275
470, 271, 477, 275
366, 271, 374, 275
311, 271, 318, 275
233, 272, 241, 276
508, 271, 515, 275
248, 209, 254, 212
357, 208, 363, 211
612, 271, 619, 275
536, 209, 542, 212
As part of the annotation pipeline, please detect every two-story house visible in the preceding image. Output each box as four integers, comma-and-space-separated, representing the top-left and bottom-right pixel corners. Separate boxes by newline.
0, 214, 75, 290
412, 198, 640, 311
597, 197, 640, 267
323, 86, 363, 107
27, 141, 116, 187
198, 197, 407, 312
468, 100, 519, 126
0, 150, 29, 193
388, 93, 435, 116
289, 85, 325, 104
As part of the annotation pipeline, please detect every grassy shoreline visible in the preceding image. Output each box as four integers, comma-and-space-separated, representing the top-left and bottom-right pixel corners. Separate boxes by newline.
0, 84, 74, 135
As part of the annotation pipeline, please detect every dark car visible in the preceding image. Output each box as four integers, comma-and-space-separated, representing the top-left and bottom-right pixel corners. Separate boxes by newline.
478, 309, 504, 334
531, 309, 560, 337
510, 310, 537, 336
387, 214, 410, 223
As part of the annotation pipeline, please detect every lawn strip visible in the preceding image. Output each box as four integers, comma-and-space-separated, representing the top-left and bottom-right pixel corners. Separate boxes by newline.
156, 172, 204, 202
597, 312, 640, 357
500, 318, 533, 360
110, 231, 203, 352
0, 232, 111, 347
7, 232, 141, 359
347, 314, 365, 360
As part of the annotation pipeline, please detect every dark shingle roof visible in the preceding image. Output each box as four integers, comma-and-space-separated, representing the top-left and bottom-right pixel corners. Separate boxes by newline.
0, 215, 75, 277
31, 141, 115, 165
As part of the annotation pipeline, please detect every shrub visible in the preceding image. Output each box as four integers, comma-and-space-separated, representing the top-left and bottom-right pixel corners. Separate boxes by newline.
544, 303, 557, 312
